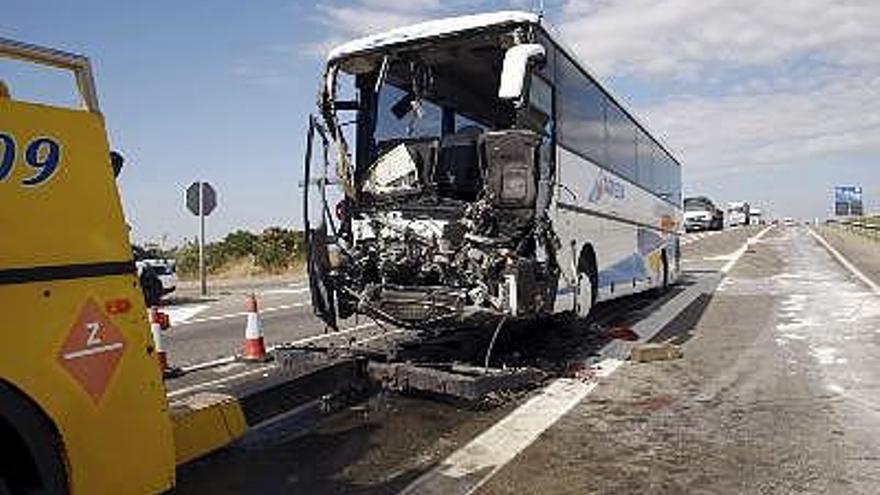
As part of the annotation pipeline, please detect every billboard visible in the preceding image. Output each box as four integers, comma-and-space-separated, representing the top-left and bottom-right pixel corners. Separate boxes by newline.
834, 186, 864, 216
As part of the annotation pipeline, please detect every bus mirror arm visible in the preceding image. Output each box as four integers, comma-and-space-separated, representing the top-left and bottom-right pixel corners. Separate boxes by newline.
498, 44, 546, 103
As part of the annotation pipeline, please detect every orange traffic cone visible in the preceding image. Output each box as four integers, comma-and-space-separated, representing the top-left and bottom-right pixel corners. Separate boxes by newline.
242, 294, 269, 361
149, 307, 168, 371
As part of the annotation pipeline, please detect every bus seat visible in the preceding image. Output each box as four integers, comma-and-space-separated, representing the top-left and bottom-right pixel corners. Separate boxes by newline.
437, 129, 483, 201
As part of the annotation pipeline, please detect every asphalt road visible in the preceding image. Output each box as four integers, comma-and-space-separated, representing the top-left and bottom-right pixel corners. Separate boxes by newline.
165, 225, 880, 494
177, 225, 880, 494
479, 226, 880, 494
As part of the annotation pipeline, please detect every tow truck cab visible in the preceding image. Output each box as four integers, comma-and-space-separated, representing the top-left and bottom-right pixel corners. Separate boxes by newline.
0, 38, 176, 494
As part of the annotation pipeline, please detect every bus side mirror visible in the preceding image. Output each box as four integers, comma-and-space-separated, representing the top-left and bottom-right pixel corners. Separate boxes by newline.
498, 44, 546, 104
110, 151, 125, 178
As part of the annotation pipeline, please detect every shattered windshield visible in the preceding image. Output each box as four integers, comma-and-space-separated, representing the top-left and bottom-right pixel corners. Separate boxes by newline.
360, 57, 502, 196
374, 84, 443, 143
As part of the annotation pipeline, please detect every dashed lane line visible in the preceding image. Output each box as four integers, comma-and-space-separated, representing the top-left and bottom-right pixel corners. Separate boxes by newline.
721, 226, 773, 274
172, 302, 308, 327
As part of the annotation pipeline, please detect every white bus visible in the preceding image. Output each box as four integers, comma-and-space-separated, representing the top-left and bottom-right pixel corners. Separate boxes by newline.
304, 11, 683, 330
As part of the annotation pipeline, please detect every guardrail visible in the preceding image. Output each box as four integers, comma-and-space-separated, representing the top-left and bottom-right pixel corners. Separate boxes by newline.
830, 216, 880, 241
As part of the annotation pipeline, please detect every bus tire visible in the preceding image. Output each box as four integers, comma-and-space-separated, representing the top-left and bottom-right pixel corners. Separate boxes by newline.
0, 382, 69, 495
576, 246, 598, 319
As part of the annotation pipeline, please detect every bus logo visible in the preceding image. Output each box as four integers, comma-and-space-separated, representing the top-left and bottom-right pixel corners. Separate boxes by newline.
588, 173, 625, 203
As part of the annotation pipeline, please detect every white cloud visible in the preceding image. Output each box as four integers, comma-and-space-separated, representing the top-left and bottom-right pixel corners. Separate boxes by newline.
644, 71, 880, 177
556, 0, 880, 77
553, 0, 880, 181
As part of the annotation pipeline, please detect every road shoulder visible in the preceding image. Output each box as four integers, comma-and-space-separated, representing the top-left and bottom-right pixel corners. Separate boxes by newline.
813, 226, 880, 288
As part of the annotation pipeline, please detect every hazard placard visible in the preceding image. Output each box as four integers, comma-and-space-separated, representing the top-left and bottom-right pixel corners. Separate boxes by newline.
58, 298, 127, 403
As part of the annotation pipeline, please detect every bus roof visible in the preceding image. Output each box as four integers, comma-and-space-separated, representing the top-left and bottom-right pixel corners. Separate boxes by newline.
327, 11, 540, 61
325, 10, 682, 170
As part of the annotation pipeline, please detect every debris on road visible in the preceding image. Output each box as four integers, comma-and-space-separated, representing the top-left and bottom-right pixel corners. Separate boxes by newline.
366, 362, 545, 402
630, 342, 683, 363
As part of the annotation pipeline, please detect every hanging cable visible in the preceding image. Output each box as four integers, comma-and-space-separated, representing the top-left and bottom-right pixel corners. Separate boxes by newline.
483, 315, 508, 370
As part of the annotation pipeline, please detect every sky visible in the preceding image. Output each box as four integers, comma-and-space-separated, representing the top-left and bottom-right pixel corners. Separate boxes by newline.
2, 0, 878, 246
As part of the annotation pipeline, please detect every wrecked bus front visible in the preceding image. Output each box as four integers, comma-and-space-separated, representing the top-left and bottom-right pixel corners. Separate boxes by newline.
305, 12, 684, 332
305, 12, 560, 330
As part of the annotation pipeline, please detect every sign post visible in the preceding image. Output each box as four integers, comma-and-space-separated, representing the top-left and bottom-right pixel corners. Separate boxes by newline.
186, 181, 217, 295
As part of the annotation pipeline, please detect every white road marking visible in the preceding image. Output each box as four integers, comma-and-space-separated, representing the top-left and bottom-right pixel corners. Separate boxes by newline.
163, 304, 210, 325
174, 303, 307, 327
167, 365, 275, 399
721, 226, 773, 274
399, 367, 621, 495
261, 287, 311, 296
352, 328, 410, 346
169, 324, 383, 397
808, 228, 880, 295
62, 342, 124, 360
175, 322, 379, 374
400, 241, 742, 495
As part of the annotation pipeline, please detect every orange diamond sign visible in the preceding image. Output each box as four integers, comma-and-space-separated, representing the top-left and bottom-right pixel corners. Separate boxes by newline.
57, 298, 127, 403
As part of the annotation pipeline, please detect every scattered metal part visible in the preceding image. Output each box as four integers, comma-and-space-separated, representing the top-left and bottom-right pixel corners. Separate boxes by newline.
366, 361, 545, 402
483, 316, 509, 369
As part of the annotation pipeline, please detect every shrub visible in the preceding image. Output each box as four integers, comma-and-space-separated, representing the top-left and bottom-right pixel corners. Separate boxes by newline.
222, 230, 258, 258
254, 227, 302, 273
175, 239, 229, 277
173, 227, 305, 277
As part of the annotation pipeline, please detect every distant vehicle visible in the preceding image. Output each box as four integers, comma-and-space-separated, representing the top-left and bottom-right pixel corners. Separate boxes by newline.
749, 208, 764, 225
783, 217, 797, 227
684, 197, 724, 232
727, 202, 751, 227
133, 245, 177, 304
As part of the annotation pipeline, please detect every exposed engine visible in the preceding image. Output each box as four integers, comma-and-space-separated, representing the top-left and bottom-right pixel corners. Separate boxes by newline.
330, 130, 560, 328
308, 31, 562, 330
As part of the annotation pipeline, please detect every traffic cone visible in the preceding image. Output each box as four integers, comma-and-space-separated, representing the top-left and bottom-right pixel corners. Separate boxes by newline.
242, 294, 269, 362
149, 307, 182, 378
149, 307, 168, 371
157, 310, 171, 330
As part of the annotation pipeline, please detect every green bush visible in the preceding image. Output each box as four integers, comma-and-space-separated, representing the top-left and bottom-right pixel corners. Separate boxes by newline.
175, 239, 231, 277
173, 227, 305, 277
223, 230, 258, 258
175, 242, 200, 277
254, 227, 303, 273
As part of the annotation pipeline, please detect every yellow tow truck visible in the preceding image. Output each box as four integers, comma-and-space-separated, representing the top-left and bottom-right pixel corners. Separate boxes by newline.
0, 38, 247, 494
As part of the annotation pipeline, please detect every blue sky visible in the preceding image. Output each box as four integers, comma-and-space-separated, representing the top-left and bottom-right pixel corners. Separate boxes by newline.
3, 0, 878, 245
